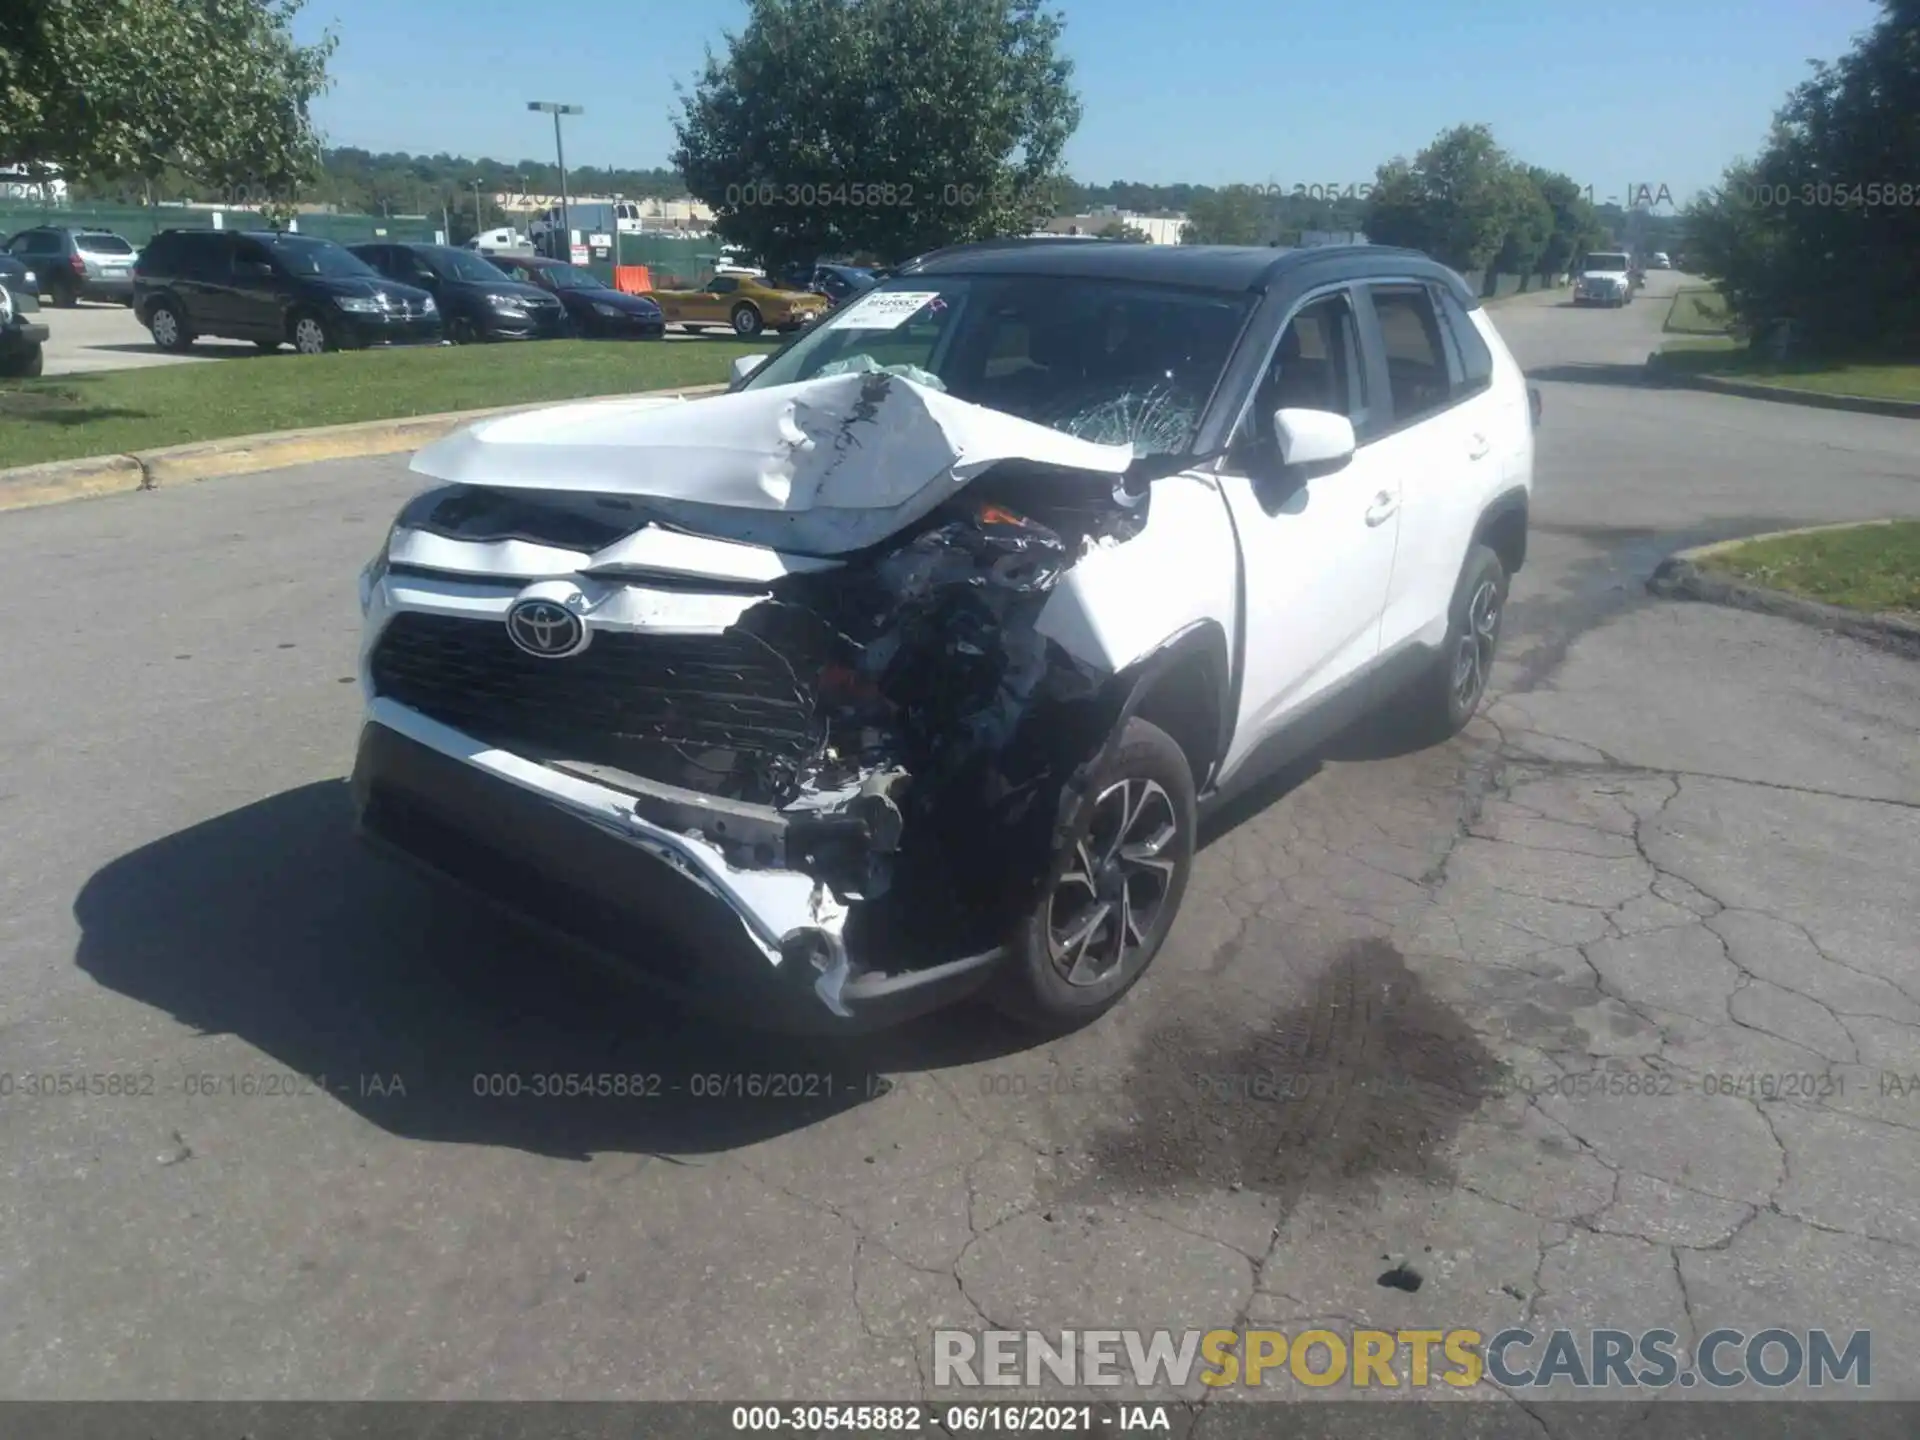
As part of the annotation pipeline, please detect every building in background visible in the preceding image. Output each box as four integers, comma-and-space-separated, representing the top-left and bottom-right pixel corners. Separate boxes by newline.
0, 165, 67, 204
1043, 208, 1189, 245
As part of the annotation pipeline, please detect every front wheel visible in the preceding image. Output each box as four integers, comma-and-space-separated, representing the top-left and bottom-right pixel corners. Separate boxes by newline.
290, 310, 336, 355
989, 717, 1196, 1033
1399, 543, 1508, 745
731, 303, 764, 337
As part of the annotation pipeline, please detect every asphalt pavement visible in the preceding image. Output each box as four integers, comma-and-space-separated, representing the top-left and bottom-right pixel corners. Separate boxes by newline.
2, 274, 1918, 1421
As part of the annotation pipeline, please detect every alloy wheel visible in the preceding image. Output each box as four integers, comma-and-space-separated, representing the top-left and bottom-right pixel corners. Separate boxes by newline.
1047, 777, 1180, 987
1451, 578, 1501, 713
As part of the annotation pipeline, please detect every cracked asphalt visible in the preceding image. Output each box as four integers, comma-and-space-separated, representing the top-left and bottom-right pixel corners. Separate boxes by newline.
2, 273, 1917, 1427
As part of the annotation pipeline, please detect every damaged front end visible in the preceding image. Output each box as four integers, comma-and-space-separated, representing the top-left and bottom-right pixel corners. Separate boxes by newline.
353, 375, 1161, 1026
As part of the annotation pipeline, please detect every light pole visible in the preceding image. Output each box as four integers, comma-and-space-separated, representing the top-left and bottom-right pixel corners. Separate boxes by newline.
527, 101, 583, 260
470, 178, 485, 240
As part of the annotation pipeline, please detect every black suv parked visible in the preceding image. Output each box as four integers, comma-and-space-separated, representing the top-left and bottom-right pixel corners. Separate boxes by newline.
348, 242, 565, 343
133, 229, 443, 355
0, 251, 49, 377
4, 225, 139, 306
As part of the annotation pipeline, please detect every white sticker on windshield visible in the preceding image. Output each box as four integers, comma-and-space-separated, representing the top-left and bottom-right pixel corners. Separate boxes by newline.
833, 290, 943, 330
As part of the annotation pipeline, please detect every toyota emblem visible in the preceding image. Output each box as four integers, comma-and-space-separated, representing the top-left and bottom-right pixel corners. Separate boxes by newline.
505, 598, 589, 658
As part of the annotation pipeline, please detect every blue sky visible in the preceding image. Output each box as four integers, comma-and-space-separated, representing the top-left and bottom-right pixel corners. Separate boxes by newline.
304, 0, 1883, 204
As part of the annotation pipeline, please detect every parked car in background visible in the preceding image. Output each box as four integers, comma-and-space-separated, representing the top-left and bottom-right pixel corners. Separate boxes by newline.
0, 250, 49, 376
134, 229, 443, 354
1572, 251, 1636, 307
4, 225, 139, 306
483, 255, 665, 338
352, 240, 1538, 1034
808, 263, 880, 308
1650, 252, 1672, 269
351, 242, 566, 343
646, 273, 825, 336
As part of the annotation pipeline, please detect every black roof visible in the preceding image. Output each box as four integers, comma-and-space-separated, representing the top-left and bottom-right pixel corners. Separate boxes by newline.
898, 238, 1448, 295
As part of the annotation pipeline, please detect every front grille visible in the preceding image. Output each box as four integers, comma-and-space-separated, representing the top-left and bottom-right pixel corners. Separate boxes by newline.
370, 609, 838, 797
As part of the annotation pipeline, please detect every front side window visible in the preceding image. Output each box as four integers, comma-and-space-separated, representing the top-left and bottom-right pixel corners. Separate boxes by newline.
1367, 285, 1454, 427
742, 275, 1253, 458
1256, 293, 1366, 427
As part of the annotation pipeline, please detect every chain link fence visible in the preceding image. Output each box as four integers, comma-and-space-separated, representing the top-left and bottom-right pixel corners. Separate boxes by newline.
0, 203, 438, 249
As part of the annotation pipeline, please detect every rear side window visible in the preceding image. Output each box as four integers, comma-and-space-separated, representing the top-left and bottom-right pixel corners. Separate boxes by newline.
1366, 285, 1455, 427
1434, 288, 1495, 396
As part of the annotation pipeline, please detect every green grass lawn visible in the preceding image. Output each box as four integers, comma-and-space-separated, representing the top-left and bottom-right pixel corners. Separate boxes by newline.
1664, 287, 1731, 335
0, 338, 772, 469
1700, 521, 1920, 615
1651, 342, 1920, 401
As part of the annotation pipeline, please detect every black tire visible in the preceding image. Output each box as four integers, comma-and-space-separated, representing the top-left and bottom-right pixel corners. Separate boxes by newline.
51, 277, 79, 308
1399, 543, 1508, 745
0, 342, 44, 378
731, 303, 764, 337
447, 316, 479, 344
989, 717, 1197, 1033
289, 309, 336, 355
147, 298, 194, 352
682, 324, 705, 334
254, 339, 281, 353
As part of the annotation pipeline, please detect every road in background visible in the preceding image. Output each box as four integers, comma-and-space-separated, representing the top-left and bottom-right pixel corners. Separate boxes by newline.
1, 271, 1917, 1413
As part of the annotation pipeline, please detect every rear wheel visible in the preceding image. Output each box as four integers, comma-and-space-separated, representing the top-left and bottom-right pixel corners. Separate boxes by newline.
51, 276, 79, 308
1397, 543, 1508, 745
0, 343, 44, 378
147, 299, 194, 352
989, 717, 1196, 1033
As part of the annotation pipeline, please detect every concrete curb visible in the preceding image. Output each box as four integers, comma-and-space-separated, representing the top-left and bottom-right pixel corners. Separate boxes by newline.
1647, 522, 1920, 659
0, 382, 731, 516
1645, 355, 1920, 418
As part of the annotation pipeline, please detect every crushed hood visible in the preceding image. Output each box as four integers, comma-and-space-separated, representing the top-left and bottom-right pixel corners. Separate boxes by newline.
407, 372, 1136, 556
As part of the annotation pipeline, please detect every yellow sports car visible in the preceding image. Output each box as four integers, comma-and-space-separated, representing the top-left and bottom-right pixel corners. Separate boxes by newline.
647, 274, 825, 337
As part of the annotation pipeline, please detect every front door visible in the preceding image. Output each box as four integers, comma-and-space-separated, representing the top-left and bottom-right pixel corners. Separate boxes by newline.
1214, 287, 1403, 780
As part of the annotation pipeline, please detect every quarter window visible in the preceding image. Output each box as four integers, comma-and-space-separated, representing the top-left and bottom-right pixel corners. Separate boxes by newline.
1435, 288, 1495, 396
1366, 285, 1456, 426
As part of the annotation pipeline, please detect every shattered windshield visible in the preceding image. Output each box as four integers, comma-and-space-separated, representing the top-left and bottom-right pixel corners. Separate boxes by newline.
742, 276, 1253, 457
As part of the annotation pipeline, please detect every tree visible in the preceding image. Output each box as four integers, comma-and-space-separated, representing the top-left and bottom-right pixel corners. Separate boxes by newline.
1526, 168, 1603, 278
1686, 0, 1920, 354
0, 0, 336, 209
1361, 124, 1525, 273
1180, 185, 1271, 245
1489, 167, 1556, 280
671, 0, 1082, 271
1095, 218, 1149, 242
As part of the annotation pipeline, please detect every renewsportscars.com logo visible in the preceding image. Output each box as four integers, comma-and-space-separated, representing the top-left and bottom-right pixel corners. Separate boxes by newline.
933, 1328, 1872, 1391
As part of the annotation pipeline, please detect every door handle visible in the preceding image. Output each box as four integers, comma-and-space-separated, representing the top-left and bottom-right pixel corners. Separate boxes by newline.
1365, 492, 1398, 527
1467, 433, 1491, 460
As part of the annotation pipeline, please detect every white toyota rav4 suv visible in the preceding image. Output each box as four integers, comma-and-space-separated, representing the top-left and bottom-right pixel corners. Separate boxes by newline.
352, 241, 1539, 1033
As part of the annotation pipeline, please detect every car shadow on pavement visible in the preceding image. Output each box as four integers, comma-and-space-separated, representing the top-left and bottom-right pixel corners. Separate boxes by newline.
71, 780, 1039, 1162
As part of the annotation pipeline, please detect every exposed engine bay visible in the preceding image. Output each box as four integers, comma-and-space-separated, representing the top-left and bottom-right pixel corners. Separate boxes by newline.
370, 468, 1150, 959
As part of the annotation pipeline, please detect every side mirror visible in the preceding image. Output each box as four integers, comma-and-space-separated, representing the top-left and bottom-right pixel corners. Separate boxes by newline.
731, 354, 768, 386
1273, 408, 1357, 469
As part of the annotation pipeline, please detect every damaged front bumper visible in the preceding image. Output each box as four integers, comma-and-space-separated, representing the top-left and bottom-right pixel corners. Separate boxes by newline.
350, 701, 1009, 1032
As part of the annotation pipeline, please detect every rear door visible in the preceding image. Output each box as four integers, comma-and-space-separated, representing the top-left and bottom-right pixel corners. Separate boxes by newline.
174, 233, 235, 330
1357, 282, 1486, 658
